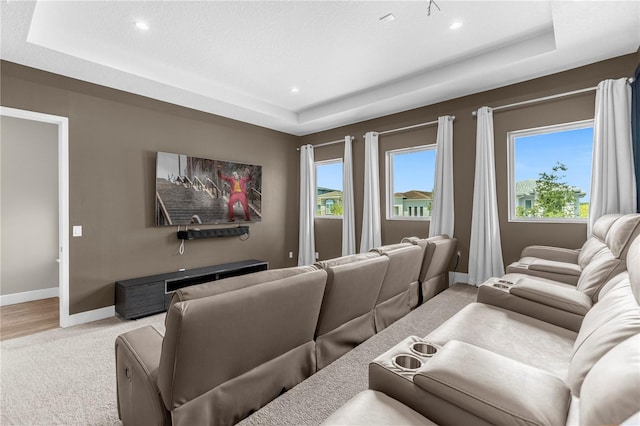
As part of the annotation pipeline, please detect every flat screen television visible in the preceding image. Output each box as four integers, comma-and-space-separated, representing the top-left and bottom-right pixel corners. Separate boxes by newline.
155, 151, 262, 226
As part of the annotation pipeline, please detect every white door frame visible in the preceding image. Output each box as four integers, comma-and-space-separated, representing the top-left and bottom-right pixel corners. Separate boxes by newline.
1, 106, 71, 327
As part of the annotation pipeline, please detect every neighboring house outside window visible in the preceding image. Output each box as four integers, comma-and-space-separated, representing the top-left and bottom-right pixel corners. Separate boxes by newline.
393, 190, 433, 217
317, 187, 343, 216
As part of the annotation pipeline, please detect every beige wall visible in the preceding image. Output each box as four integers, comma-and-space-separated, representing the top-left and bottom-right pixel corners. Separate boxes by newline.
1, 116, 59, 296
303, 53, 637, 273
1, 61, 300, 314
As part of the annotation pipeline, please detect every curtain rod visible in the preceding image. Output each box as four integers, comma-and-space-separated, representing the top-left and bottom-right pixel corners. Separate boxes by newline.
471, 87, 596, 116
367, 115, 456, 138
470, 76, 635, 117
296, 136, 354, 151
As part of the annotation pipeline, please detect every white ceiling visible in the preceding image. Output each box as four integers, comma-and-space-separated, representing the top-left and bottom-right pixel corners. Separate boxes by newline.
2, 1, 639, 136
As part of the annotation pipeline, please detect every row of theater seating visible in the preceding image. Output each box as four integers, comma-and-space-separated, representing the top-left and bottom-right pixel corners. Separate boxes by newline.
323, 213, 640, 426
114, 235, 457, 425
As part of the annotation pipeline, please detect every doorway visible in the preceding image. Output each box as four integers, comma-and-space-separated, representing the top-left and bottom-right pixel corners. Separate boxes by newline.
0, 106, 70, 328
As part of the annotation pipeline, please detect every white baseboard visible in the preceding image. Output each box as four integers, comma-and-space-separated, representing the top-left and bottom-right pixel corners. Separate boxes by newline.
449, 272, 470, 285
0, 287, 59, 306
63, 305, 115, 328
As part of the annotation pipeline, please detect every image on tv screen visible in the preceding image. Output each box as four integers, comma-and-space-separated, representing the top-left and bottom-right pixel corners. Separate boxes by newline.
155, 151, 262, 226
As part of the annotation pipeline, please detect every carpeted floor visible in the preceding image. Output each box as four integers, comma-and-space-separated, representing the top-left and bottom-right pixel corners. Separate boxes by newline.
0, 283, 476, 425
0, 312, 166, 425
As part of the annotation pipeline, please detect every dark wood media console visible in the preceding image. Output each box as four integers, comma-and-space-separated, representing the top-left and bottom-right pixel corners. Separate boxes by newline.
115, 259, 268, 319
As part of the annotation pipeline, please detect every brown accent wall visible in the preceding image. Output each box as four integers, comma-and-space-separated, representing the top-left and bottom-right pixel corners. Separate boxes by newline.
302, 53, 637, 275
1, 61, 300, 314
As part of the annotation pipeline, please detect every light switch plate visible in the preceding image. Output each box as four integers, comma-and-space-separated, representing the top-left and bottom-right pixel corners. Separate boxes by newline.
72, 226, 83, 237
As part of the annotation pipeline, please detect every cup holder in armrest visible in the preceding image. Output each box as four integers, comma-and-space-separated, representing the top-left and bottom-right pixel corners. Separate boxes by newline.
392, 354, 423, 371
492, 279, 513, 290
410, 342, 438, 357
371, 336, 443, 381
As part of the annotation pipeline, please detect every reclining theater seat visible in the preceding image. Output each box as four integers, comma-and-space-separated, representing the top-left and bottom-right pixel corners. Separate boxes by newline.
313, 252, 389, 370
367, 236, 640, 426
505, 213, 624, 284
115, 267, 328, 426
402, 235, 458, 305
477, 214, 640, 331
370, 243, 423, 332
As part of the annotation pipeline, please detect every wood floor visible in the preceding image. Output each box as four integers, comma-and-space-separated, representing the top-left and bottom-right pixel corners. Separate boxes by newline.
0, 298, 59, 341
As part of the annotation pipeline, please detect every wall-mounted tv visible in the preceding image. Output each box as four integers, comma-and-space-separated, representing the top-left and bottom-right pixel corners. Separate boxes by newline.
155, 151, 262, 226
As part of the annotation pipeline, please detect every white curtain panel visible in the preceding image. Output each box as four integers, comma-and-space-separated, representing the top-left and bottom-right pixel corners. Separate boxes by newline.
429, 115, 455, 238
588, 78, 637, 235
342, 136, 356, 255
469, 107, 505, 285
298, 144, 316, 266
360, 132, 382, 253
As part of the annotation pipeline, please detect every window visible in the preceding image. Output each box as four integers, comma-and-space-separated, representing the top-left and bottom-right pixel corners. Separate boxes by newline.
315, 159, 343, 218
508, 120, 593, 222
386, 145, 437, 220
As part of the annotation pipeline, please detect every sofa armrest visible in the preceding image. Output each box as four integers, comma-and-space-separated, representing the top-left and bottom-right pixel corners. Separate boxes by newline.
520, 246, 580, 264
526, 259, 582, 276
413, 340, 571, 426
510, 279, 592, 315
115, 325, 169, 426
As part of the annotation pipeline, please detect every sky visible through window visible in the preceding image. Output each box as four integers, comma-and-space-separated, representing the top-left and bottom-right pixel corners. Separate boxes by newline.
317, 161, 342, 191
392, 149, 436, 193
515, 127, 593, 201
316, 149, 437, 193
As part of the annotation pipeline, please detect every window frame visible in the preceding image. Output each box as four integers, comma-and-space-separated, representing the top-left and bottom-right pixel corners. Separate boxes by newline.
314, 158, 344, 219
507, 119, 593, 224
385, 144, 436, 222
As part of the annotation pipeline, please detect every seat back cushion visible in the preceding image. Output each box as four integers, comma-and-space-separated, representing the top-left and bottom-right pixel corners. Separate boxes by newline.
315, 255, 389, 337
567, 273, 640, 396
157, 269, 327, 424
579, 334, 640, 426
576, 249, 625, 301
577, 214, 621, 267
604, 213, 640, 259
422, 238, 457, 282
371, 244, 422, 303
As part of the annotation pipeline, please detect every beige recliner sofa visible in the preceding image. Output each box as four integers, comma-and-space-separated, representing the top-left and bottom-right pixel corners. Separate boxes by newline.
115, 267, 327, 426
115, 236, 459, 425
325, 235, 640, 426
478, 213, 640, 331
504, 213, 625, 284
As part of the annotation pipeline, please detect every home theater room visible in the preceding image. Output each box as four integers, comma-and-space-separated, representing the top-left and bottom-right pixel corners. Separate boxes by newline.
1, 0, 640, 425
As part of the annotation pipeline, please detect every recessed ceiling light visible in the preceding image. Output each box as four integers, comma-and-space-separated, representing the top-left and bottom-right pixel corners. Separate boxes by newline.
449, 21, 463, 30
135, 21, 150, 31
380, 13, 395, 23
291, 86, 300, 94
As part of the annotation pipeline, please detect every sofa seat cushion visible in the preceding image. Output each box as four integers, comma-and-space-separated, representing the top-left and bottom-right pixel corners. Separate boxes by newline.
414, 340, 571, 426
424, 303, 577, 379
321, 390, 436, 426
